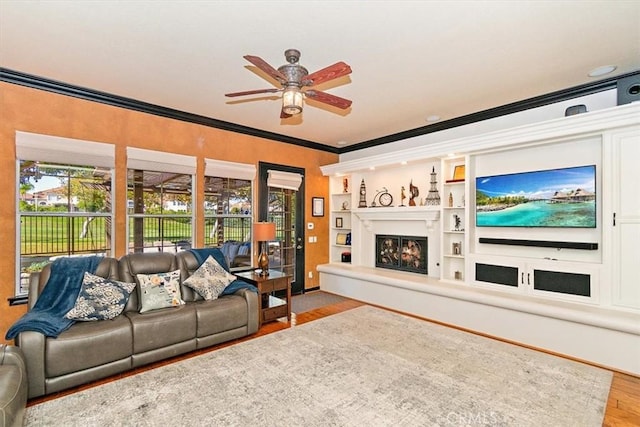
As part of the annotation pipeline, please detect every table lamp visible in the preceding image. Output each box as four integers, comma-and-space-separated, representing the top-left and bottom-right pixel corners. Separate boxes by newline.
254, 222, 276, 276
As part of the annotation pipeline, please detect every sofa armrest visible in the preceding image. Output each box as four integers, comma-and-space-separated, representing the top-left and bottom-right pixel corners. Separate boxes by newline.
0, 344, 28, 427
15, 331, 46, 399
234, 288, 259, 335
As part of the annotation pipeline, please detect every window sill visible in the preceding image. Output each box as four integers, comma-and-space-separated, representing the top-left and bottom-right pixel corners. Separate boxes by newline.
8, 296, 27, 306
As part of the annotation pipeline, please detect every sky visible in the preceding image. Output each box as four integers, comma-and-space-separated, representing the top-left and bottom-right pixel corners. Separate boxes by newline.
476, 165, 596, 199
28, 176, 62, 193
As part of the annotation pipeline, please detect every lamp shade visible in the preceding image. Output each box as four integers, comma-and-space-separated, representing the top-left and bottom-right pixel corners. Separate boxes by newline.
282, 87, 303, 115
254, 222, 276, 242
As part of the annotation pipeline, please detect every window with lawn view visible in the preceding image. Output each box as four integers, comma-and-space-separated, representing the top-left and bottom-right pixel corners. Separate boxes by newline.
127, 169, 194, 253
126, 148, 196, 254
18, 161, 113, 295
16, 132, 115, 297
204, 165, 253, 271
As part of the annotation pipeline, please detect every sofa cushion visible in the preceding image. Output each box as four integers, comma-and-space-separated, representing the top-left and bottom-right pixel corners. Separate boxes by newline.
65, 272, 136, 321
193, 295, 248, 338
45, 316, 133, 378
183, 256, 236, 301
136, 270, 184, 313
126, 306, 196, 354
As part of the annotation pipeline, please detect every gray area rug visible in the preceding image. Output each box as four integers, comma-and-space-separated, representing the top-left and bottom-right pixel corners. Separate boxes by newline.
291, 290, 348, 314
26, 306, 612, 426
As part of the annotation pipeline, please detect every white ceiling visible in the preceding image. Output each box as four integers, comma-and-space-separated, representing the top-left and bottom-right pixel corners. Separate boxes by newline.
1, 1, 638, 150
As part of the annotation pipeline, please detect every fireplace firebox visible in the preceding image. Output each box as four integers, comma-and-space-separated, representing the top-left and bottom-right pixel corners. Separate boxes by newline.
376, 234, 428, 274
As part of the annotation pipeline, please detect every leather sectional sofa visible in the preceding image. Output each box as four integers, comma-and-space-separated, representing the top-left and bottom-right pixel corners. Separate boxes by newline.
0, 345, 27, 427
15, 251, 259, 399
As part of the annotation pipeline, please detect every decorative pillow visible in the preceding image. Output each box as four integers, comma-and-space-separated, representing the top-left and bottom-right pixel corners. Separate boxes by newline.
65, 272, 136, 321
183, 255, 237, 300
237, 242, 250, 256
136, 269, 184, 313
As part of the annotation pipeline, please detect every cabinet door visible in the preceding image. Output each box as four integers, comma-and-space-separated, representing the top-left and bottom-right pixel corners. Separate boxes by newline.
610, 128, 640, 309
528, 262, 598, 303
471, 256, 523, 290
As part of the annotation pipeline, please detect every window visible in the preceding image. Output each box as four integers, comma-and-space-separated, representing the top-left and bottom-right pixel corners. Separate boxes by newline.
16, 132, 115, 296
204, 158, 255, 270
127, 148, 196, 253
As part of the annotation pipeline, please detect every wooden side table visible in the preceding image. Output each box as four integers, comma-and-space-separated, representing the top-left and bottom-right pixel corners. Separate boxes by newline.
235, 270, 292, 327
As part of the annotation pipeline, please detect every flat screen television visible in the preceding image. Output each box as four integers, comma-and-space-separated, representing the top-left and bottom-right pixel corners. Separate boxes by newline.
475, 165, 596, 228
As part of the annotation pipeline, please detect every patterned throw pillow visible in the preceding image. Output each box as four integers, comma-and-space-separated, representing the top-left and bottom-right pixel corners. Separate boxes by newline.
65, 272, 136, 321
183, 255, 237, 300
136, 270, 184, 313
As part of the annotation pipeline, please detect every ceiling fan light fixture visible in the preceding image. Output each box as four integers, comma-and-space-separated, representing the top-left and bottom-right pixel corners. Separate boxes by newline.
282, 87, 303, 115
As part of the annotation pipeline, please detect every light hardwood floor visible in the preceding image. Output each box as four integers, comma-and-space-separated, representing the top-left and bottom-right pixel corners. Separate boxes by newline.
28, 298, 640, 426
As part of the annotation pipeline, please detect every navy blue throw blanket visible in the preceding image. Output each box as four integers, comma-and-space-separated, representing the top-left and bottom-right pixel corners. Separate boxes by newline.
6, 256, 103, 340
188, 248, 257, 296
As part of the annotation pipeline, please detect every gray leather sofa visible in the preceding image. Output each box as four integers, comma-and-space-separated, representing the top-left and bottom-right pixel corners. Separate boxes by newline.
0, 345, 27, 427
15, 251, 259, 399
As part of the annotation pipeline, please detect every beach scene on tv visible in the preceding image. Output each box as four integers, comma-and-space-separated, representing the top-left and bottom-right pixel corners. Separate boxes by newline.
476, 165, 596, 228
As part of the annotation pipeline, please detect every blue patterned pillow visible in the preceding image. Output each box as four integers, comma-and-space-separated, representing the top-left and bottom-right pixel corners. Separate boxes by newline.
183, 255, 236, 300
65, 272, 136, 321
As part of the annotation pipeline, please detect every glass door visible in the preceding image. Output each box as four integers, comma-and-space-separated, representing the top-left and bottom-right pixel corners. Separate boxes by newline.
259, 162, 305, 294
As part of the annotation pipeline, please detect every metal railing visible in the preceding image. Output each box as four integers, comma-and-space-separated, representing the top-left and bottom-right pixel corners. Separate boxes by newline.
127, 214, 193, 253
204, 215, 252, 247
20, 213, 112, 257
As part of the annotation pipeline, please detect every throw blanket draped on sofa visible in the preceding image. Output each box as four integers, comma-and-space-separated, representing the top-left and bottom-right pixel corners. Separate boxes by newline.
188, 248, 257, 295
5, 256, 103, 339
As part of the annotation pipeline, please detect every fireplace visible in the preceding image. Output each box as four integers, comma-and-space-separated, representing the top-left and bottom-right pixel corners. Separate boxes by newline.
376, 234, 428, 274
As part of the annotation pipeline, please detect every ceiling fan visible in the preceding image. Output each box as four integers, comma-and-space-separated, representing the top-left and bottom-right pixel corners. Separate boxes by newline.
225, 49, 352, 118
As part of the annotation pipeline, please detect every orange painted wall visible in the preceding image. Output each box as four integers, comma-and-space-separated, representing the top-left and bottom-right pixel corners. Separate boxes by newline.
0, 82, 337, 342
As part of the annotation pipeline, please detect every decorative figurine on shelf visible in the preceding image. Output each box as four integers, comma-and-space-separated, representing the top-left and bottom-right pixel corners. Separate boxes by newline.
425, 166, 441, 206
400, 186, 406, 207
343, 177, 349, 193
452, 242, 462, 255
341, 201, 349, 210
358, 179, 368, 208
453, 213, 462, 231
448, 192, 453, 208
409, 180, 419, 206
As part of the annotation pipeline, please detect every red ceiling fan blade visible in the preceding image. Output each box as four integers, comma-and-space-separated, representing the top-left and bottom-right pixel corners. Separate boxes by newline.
305, 90, 352, 109
225, 88, 281, 97
303, 62, 352, 87
243, 55, 287, 84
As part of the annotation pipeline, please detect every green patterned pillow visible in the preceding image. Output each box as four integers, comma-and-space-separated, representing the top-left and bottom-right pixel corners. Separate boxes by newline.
183, 255, 236, 300
65, 272, 136, 321
136, 270, 184, 313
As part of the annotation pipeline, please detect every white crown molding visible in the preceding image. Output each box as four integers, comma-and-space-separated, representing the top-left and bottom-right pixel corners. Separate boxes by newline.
321, 103, 640, 176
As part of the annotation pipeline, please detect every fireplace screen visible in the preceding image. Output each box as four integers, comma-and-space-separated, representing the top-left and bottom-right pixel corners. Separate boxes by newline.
376, 235, 427, 274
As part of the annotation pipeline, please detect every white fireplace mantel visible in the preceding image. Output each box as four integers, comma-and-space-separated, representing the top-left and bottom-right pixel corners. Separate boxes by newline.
353, 206, 440, 231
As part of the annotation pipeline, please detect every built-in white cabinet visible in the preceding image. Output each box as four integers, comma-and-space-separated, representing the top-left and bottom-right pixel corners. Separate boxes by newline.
606, 126, 640, 310
321, 103, 640, 316
471, 255, 600, 304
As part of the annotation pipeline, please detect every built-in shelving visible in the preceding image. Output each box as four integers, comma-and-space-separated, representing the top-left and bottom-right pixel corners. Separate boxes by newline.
440, 157, 467, 283
329, 176, 352, 263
